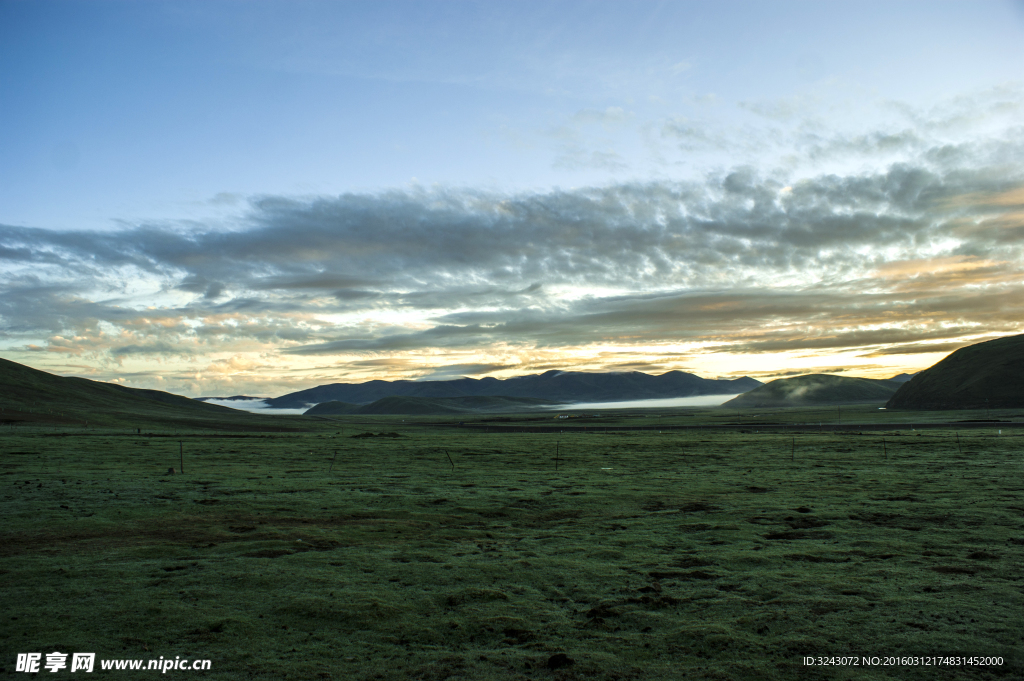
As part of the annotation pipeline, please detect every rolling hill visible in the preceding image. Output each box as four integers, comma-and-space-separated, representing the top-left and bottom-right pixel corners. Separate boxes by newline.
722, 374, 900, 408
0, 357, 293, 430
305, 395, 560, 416
268, 370, 762, 410
886, 333, 1024, 410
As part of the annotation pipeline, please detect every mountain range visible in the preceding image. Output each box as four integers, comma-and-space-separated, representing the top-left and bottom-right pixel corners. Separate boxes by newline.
305, 395, 560, 416
263, 370, 763, 410
3, 331, 1021, 422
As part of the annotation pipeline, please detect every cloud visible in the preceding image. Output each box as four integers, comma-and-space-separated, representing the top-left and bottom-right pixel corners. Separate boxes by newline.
283, 325, 492, 354
2, 105, 1023, 393
200, 398, 310, 415
207, 192, 244, 207
858, 340, 985, 357
110, 341, 187, 357
552, 148, 628, 171
668, 61, 691, 75
738, 96, 811, 121
416, 363, 519, 380
570, 106, 634, 127
757, 368, 851, 378
660, 117, 735, 151
546, 106, 635, 171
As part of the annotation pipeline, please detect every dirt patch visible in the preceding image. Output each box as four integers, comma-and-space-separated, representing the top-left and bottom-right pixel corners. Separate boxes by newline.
0, 511, 384, 557
966, 551, 999, 560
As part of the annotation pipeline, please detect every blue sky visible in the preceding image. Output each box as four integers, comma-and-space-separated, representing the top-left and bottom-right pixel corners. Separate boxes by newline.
1, 0, 1023, 396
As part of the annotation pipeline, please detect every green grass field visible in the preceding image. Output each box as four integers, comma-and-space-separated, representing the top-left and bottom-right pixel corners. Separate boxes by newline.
2, 409, 1022, 679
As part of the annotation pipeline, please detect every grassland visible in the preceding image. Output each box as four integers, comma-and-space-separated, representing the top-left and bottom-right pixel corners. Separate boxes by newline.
2, 408, 1023, 680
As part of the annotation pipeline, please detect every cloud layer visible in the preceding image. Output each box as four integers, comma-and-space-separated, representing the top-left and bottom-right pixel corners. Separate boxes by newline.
2, 97, 1022, 396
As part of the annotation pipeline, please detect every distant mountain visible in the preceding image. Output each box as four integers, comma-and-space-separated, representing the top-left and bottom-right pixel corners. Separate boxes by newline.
305, 395, 560, 416
722, 374, 899, 408
195, 395, 264, 402
886, 334, 1024, 410
888, 373, 917, 383
0, 356, 264, 428
267, 370, 763, 409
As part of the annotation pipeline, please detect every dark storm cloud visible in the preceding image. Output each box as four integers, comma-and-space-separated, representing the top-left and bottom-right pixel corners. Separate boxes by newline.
283, 324, 492, 354
2, 130, 1023, 361
7, 157, 1022, 295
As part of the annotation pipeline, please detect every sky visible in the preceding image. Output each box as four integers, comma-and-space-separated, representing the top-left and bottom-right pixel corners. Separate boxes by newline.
1, 0, 1023, 398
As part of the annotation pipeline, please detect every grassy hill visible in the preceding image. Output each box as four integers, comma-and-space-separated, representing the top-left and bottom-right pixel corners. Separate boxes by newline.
0, 357, 306, 431
305, 395, 560, 416
886, 333, 1024, 410
722, 374, 899, 408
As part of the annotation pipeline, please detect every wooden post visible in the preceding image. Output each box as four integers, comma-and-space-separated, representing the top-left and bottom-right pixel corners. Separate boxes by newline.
329, 450, 338, 473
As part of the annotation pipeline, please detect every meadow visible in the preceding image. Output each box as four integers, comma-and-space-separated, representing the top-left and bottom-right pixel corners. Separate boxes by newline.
2, 406, 1022, 680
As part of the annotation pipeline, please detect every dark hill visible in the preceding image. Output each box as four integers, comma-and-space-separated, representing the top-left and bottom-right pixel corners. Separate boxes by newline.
305, 395, 559, 416
723, 374, 899, 408
195, 395, 264, 402
269, 370, 762, 409
0, 356, 284, 430
886, 334, 1024, 410
351, 396, 468, 416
